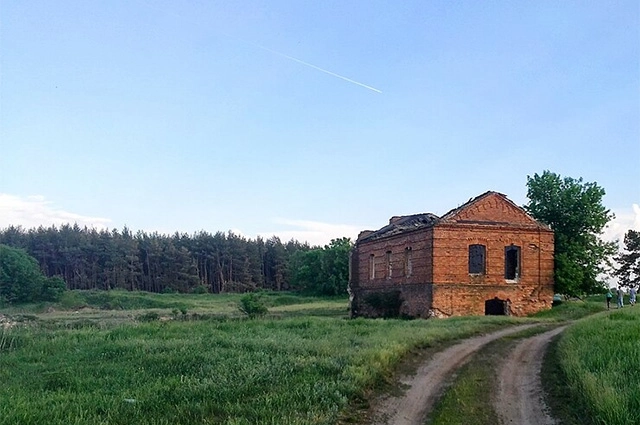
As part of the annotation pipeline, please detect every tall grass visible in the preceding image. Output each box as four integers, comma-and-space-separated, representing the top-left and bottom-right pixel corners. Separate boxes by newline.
556, 306, 640, 425
0, 315, 520, 425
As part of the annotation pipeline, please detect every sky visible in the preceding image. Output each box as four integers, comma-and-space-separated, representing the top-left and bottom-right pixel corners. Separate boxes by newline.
1, 1, 639, 247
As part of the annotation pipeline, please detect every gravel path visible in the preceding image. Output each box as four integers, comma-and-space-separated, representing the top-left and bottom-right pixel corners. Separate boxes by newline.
369, 324, 538, 425
495, 326, 567, 425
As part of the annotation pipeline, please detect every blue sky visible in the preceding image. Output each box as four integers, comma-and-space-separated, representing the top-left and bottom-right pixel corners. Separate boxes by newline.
1, 1, 638, 245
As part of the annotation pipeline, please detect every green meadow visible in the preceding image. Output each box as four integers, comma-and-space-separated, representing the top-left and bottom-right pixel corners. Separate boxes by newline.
0, 290, 523, 425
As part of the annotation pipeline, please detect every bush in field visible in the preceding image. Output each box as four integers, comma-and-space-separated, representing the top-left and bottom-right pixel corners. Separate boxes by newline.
0, 244, 65, 304
238, 293, 268, 318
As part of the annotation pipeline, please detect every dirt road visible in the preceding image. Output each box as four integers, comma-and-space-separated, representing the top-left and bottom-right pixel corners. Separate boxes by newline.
369, 324, 538, 425
495, 326, 567, 425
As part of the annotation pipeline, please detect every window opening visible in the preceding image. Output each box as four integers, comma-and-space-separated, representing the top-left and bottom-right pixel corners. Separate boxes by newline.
404, 247, 413, 277
369, 254, 375, 280
504, 245, 521, 280
386, 251, 392, 279
468, 244, 486, 274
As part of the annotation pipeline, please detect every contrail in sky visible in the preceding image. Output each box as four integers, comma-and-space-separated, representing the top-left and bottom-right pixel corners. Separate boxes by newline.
247, 42, 383, 94
142, 2, 381, 93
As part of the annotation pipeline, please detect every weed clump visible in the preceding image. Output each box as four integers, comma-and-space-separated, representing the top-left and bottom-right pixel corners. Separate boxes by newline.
136, 311, 160, 322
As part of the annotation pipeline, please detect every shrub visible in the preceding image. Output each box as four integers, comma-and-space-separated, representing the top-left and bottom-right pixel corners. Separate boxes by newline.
41, 277, 66, 302
191, 285, 208, 294
363, 291, 403, 318
58, 291, 87, 310
238, 293, 268, 318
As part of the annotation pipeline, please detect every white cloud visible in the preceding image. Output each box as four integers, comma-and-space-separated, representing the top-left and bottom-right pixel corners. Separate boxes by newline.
0, 193, 112, 230
257, 219, 363, 247
602, 204, 640, 243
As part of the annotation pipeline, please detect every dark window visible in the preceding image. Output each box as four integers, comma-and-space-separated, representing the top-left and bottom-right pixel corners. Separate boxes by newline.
469, 244, 486, 274
505, 245, 521, 280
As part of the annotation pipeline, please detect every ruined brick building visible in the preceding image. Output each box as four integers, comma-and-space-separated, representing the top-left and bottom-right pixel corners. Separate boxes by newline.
349, 191, 554, 318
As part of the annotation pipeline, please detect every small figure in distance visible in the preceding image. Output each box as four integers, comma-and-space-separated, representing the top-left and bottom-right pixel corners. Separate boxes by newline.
617, 286, 625, 309
629, 286, 637, 306
606, 289, 613, 310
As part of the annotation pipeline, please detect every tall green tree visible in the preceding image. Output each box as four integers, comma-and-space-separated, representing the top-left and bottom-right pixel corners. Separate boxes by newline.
525, 171, 617, 296
0, 244, 65, 304
319, 238, 351, 296
289, 238, 352, 296
615, 230, 640, 288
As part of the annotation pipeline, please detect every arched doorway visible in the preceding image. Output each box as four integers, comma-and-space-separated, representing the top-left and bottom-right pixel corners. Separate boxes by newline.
485, 297, 509, 315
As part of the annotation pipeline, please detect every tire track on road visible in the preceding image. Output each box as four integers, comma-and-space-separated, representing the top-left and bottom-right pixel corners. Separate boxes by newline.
370, 324, 538, 425
495, 326, 567, 425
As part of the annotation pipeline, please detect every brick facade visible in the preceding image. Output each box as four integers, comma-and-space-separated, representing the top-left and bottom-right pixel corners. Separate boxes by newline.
349, 192, 554, 318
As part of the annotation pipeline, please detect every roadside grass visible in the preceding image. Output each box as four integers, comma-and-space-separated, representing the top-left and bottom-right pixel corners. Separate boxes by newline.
546, 305, 640, 425
530, 296, 606, 321
427, 325, 554, 425
541, 334, 586, 425
0, 313, 522, 425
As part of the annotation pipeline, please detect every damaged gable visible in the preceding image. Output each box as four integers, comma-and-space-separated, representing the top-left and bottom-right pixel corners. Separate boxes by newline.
440, 191, 547, 228
357, 213, 439, 242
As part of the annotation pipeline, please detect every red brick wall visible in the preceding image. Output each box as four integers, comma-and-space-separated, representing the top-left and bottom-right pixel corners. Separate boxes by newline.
430, 283, 554, 317
432, 225, 554, 285
429, 224, 554, 316
349, 228, 435, 318
350, 283, 434, 318
351, 228, 433, 288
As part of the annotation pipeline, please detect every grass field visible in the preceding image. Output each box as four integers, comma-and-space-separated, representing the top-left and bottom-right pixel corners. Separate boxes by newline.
0, 291, 624, 425
550, 304, 640, 425
0, 290, 525, 425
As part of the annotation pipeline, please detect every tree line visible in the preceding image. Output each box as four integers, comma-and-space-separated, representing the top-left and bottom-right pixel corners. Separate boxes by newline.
0, 224, 352, 297
2, 171, 637, 303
